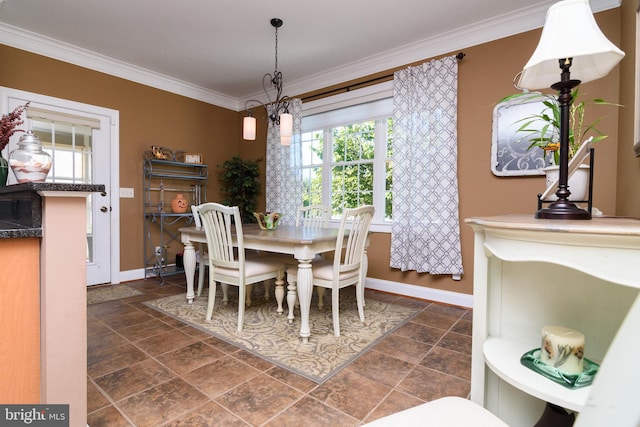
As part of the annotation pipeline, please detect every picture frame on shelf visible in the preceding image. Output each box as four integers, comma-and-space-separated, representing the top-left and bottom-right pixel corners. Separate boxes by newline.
184, 153, 203, 164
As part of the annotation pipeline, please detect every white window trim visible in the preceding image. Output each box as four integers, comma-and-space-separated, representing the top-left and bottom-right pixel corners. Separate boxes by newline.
303, 81, 393, 118
302, 82, 394, 233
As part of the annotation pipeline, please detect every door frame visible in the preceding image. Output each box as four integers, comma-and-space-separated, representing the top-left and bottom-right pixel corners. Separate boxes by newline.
1, 86, 121, 284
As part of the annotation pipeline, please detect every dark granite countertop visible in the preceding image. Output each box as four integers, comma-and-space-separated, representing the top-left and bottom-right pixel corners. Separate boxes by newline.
0, 182, 105, 195
0, 183, 105, 239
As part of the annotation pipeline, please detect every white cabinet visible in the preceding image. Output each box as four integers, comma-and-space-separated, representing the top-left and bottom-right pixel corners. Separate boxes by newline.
466, 215, 640, 427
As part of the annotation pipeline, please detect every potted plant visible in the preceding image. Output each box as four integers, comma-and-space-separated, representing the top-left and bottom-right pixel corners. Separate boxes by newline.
500, 87, 620, 200
0, 102, 30, 186
218, 156, 262, 223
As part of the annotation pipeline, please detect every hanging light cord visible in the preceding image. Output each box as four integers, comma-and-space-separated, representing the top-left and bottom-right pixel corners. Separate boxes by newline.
245, 18, 290, 125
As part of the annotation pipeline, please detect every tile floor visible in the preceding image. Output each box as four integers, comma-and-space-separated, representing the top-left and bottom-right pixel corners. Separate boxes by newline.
87, 277, 472, 427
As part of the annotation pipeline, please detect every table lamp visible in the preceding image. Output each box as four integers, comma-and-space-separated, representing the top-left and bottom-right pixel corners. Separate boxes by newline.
517, 0, 624, 219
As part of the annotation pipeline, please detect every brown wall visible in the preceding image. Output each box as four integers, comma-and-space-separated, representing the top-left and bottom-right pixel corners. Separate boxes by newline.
250, 8, 628, 297
0, 46, 242, 271
0, 7, 632, 297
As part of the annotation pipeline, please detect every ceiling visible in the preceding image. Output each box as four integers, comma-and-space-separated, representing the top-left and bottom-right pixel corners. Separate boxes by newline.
0, 0, 618, 111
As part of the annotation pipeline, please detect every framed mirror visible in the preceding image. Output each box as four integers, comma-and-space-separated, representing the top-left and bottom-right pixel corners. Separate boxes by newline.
491, 96, 551, 176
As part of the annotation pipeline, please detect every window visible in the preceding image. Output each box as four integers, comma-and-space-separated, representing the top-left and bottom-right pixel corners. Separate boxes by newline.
302, 83, 393, 228
33, 121, 93, 183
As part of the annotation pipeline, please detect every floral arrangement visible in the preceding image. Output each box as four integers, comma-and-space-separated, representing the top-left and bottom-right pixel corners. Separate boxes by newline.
500, 88, 619, 165
0, 102, 30, 152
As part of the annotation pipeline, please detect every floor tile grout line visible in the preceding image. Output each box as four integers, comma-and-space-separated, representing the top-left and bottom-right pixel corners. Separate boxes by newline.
87, 280, 472, 425
87, 375, 139, 426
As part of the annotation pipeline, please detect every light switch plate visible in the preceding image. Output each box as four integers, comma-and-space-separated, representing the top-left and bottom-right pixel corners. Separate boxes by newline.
119, 187, 134, 198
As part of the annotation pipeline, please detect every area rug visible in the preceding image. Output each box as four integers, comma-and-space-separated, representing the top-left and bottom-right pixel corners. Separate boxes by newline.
144, 289, 419, 382
87, 285, 144, 305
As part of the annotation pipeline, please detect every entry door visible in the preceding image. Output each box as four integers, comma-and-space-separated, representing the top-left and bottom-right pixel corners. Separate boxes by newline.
2, 88, 119, 286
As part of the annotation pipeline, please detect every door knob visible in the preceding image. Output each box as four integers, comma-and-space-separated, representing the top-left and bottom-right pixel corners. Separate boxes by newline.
100, 206, 109, 212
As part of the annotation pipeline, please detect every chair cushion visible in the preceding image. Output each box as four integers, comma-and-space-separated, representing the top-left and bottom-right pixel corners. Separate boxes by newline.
214, 259, 284, 278
311, 260, 360, 282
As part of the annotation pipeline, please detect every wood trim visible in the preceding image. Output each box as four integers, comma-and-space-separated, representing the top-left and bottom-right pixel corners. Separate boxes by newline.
0, 238, 41, 403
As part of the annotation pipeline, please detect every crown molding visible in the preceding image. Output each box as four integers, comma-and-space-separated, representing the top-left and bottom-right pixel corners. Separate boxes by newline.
0, 23, 240, 110
1, 0, 620, 111
270, 0, 620, 105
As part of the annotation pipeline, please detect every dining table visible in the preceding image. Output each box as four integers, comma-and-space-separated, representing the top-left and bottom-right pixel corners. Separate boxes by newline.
178, 223, 366, 343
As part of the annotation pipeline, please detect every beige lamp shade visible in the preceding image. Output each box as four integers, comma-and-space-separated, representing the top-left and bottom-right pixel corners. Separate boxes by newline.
243, 116, 256, 140
517, 0, 624, 90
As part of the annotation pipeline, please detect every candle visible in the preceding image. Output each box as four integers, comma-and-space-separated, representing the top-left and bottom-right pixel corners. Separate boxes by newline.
540, 325, 585, 374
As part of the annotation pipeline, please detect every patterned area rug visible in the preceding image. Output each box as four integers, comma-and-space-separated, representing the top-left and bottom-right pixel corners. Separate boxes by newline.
144, 289, 419, 383
87, 285, 144, 305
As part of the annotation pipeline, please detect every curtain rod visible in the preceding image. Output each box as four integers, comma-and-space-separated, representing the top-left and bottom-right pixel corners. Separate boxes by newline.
301, 52, 465, 103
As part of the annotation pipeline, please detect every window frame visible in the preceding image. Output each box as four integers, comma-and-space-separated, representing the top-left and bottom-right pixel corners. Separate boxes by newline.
302, 82, 393, 232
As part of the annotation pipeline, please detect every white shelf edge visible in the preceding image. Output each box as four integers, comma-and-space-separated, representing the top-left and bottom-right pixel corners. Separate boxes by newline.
483, 337, 591, 412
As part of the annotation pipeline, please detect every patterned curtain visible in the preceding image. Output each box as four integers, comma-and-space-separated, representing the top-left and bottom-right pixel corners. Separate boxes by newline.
265, 98, 303, 226
390, 56, 463, 275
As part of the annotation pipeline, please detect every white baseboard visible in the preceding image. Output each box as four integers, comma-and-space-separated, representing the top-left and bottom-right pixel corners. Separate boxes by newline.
117, 269, 473, 308
119, 268, 146, 283
365, 277, 473, 309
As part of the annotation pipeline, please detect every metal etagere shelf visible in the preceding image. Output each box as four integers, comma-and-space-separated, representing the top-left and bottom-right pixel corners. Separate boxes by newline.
143, 158, 207, 282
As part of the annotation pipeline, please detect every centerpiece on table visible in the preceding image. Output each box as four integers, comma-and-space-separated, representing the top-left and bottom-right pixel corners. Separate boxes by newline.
0, 102, 30, 186
253, 212, 281, 230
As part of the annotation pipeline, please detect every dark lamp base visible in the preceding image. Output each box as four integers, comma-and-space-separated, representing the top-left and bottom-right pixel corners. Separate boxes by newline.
535, 200, 591, 220
533, 402, 575, 427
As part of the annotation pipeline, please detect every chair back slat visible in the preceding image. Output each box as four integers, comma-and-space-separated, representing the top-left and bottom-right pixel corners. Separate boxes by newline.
190, 205, 202, 227
196, 202, 244, 271
296, 205, 330, 229
335, 206, 374, 271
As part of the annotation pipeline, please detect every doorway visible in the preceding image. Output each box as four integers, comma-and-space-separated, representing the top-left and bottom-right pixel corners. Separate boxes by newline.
1, 87, 120, 285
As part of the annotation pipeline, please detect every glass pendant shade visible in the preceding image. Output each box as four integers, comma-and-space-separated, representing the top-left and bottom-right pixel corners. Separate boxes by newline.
517, 0, 624, 90
279, 112, 293, 141
280, 135, 291, 146
243, 116, 256, 140
243, 18, 294, 145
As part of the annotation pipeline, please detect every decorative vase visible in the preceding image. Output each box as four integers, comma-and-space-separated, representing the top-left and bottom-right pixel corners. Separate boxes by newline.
171, 193, 189, 213
253, 212, 281, 230
0, 152, 8, 187
542, 164, 590, 202
8, 130, 52, 183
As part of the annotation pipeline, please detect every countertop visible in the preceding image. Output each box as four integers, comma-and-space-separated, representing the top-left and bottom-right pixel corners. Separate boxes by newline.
0, 182, 105, 238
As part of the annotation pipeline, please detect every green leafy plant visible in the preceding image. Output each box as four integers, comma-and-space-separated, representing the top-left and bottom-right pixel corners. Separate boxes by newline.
218, 156, 262, 223
500, 87, 619, 165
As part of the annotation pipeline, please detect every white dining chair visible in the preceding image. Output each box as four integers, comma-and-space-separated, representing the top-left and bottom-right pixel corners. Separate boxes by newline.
296, 204, 330, 228
295, 205, 331, 309
190, 205, 208, 297
196, 202, 286, 331
194, 204, 265, 306
289, 205, 373, 337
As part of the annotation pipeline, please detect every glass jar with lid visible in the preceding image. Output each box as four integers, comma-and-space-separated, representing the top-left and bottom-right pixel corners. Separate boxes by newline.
9, 130, 52, 183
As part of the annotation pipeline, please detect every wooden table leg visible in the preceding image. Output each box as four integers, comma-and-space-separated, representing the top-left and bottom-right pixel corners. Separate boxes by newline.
183, 241, 196, 304
296, 259, 313, 343
275, 273, 285, 314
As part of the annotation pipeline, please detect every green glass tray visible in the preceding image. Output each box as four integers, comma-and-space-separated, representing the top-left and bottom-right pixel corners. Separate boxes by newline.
520, 348, 599, 389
